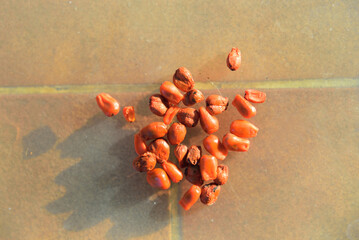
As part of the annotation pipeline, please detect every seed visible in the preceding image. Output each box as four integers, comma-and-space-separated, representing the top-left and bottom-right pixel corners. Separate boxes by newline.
96, 93, 120, 117
184, 165, 203, 186
214, 165, 228, 185
163, 106, 180, 125
149, 94, 169, 116
174, 144, 189, 168
200, 183, 221, 205
226, 47, 241, 71
183, 89, 204, 106
167, 123, 187, 145
186, 145, 202, 165
230, 120, 258, 138
146, 168, 171, 189
179, 185, 201, 211
205, 95, 229, 115
148, 138, 170, 164
244, 89, 266, 103
177, 108, 200, 127
222, 133, 250, 152
199, 107, 219, 134
140, 122, 168, 141
131, 60, 265, 209
160, 81, 184, 105
122, 106, 135, 122
232, 94, 256, 118
134, 133, 147, 155
132, 152, 156, 172
202, 135, 228, 161
173, 67, 195, 92
199, 155, 218, 181
162, 160, 183, 183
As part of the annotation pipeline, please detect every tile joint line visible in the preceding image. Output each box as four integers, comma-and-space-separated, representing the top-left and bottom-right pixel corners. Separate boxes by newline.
0, 78, 357, 95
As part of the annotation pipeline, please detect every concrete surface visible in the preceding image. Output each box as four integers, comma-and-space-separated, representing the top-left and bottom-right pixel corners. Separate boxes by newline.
0, 1, 358, 240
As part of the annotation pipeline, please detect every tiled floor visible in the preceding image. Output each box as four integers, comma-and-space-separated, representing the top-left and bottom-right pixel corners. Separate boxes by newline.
0, 88, 358, 240
0, 1, 358, 240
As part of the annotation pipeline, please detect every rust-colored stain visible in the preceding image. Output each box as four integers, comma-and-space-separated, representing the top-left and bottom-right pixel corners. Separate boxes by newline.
0, 1, 358, 240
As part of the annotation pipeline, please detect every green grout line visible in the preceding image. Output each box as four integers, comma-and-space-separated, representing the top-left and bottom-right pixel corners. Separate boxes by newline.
0, 84, 159, 95
169, 183, 181, 240
196, 78, 359, 90
0, 78, 357, 95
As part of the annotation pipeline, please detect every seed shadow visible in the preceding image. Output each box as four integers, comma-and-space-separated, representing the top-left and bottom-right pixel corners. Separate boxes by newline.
46, 113, 169, 239
22, 125, 58, 160
135, 92, 154, 118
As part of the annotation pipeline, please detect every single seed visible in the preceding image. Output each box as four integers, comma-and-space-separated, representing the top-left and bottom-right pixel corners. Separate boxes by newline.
123, 106, 135, 122
133, 152, 156, 172
149, 94, 169, 116
206, 95, 229, 115
174, 144, 189, 168
163, 106, 180, 125
148, 138, 170, 164
134, 133, 147, 155
183, 89, 204, 106
230, 120, 258, 138
162, 160, 183, 183
146, 168, 171, 189
96, 93, 120, 117
179, 185, 201, 211
226, 47, 241, 71
199, 107, 219, 134
173, 67, 195, 92
160, 81, 184, 105
222, 133, 250, 152
199, 155, 218, 181
140, 122, 168, 141
186, 145, 202, 165
214, 165, 228, 185
167, 123, 187, 145
200, 183, 221, 205
244, 89, 266, 103
177, 108, 200, 127
232, 94, 256, 118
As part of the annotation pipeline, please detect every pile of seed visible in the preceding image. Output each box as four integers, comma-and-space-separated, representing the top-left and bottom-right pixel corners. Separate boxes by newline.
96, 48, 266, 210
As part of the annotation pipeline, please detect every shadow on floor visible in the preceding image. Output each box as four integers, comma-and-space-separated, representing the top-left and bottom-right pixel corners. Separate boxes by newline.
22, 126, 58, 160
46, 113, 169, 239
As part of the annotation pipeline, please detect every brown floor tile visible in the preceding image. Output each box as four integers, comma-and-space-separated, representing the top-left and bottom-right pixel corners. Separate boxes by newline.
180, 88, 359, 240
0, 1, 358, 86
0, 87, 358, 239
